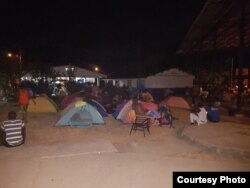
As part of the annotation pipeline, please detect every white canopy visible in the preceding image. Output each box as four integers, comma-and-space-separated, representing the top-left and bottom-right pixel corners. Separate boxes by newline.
145, 68, 194, 88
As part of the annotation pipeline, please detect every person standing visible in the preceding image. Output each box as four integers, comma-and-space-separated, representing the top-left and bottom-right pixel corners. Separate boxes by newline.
1, 111, 26, 147
18, 83, 30, 122
191, 84, 201, 106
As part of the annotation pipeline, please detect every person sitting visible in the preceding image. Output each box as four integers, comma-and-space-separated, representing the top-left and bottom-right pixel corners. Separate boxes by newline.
190, 103, 208, 126
207, 102, 220, 122
141, 90, 154, 103
132, 98, 147, 115
1, 111, 26, 147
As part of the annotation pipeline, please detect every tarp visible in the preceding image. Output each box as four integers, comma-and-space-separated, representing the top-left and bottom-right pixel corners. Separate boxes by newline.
55, 101, 104, 127
28, 95, 58, 112
161, 96, 190, 109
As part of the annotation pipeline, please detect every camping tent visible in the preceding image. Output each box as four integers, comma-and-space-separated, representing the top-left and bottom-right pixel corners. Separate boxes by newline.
114, 100, 162, 123
59, 98, 83, 117
27, 95, 58, 112
55, 101, 104, 127
115, 100, 133, 123
161, 96, 190, 109
60, 94, 77, 109
60, 97, 108, 117
60, 94, 83, 109
112, 100, 128, 119
86, 99, 109, 117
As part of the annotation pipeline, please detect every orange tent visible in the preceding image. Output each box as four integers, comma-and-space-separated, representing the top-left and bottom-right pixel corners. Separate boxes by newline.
161, 96, 190, 109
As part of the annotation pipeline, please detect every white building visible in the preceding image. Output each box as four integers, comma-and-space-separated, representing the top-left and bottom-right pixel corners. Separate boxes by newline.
104, 68, 194, 89
53, 65, 107, 86
22, 65, 107, 86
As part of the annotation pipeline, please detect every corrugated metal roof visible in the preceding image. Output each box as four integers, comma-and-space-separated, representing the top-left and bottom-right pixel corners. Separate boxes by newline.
177, 0, 250, 54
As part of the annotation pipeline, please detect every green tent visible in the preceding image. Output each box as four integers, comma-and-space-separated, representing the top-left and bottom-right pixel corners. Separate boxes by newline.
55, 101, 104, 127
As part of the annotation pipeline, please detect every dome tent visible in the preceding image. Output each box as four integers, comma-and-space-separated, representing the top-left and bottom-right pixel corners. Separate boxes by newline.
55, 101, 104, 127
27, 95, 58, 113
161, 96, 190, 110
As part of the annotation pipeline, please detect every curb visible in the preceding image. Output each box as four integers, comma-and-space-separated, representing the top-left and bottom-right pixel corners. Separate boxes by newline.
181, 128, 250, 158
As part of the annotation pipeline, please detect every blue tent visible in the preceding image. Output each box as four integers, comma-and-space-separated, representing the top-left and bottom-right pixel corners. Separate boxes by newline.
86, 99, 109, 117
55, 101, 104, 127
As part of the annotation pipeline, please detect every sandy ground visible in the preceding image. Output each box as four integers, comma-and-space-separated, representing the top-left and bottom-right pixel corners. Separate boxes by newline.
0, 103, 250, 188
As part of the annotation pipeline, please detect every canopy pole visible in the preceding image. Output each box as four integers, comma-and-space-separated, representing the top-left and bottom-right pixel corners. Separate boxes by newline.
230, 56, 234, 89
212, 29, 217, 86
237, 0, 246, 112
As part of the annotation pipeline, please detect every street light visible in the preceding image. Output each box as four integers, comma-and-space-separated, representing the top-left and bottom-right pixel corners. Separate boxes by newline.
94, 66, 99, 72
7, 53, 13, 57
6, 52, 22, 83
7, 52, 22, 66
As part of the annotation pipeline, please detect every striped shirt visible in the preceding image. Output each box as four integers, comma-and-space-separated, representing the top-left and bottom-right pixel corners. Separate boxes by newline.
1, 120, 24, 146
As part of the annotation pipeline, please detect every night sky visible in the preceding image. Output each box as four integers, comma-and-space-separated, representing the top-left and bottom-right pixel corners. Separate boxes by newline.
0, 0, 206, 78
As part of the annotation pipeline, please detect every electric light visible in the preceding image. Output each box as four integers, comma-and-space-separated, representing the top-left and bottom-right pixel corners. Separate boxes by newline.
7, 53, 13, 57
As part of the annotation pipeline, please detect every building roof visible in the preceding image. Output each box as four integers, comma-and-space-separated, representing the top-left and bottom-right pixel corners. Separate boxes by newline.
53, 65, 107, 78
177, 0, 250, 55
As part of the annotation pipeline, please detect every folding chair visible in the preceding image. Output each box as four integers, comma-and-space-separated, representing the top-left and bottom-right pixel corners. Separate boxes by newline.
129, 115, 150, 137
159, 111, 173, 128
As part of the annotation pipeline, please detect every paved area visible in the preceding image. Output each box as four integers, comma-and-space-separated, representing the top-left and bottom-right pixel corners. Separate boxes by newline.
0, 139, 118, 159
181, 107, 250, 158
181, 122, 250, 158
0, 103, 250, 188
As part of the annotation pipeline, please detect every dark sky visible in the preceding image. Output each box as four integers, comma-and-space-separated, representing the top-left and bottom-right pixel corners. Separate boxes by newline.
0, 0, 206, 78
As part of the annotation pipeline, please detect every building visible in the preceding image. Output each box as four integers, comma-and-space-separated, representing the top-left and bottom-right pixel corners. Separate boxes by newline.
104, 68, 194, 99
22, 65, 107, 86
104, 68, 194, 89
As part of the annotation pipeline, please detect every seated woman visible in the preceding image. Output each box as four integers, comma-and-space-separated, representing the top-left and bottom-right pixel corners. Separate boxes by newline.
190, 103, 208, 126
132, 98, 147, 115
125, 98, 147, 124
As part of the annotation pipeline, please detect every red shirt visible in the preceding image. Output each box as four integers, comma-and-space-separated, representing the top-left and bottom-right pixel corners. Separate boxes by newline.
18, 89, 29, 106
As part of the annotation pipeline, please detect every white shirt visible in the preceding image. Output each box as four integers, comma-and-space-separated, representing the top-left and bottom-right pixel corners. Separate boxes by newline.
198, 107, 208, 125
